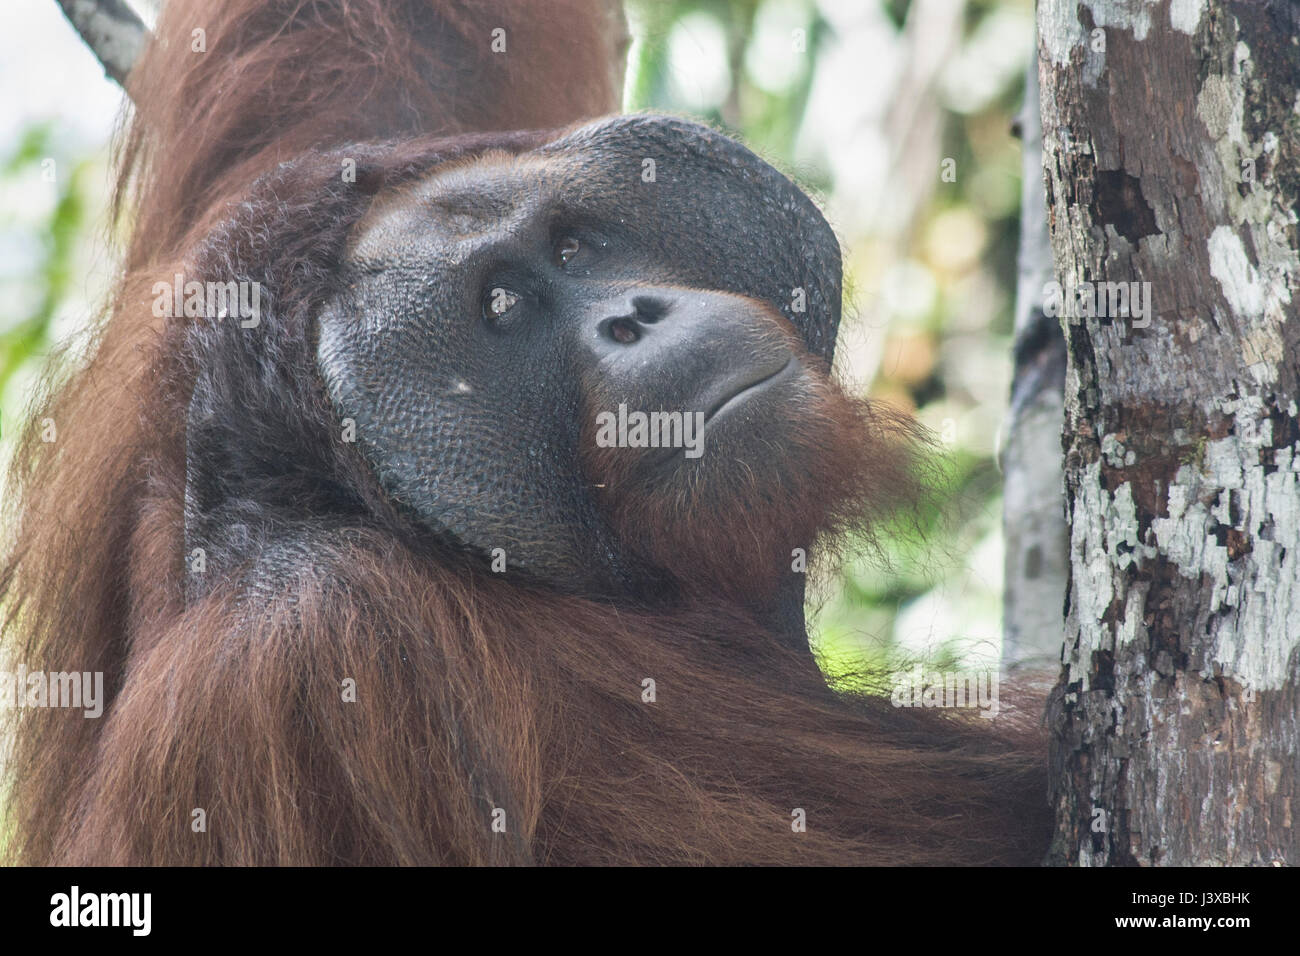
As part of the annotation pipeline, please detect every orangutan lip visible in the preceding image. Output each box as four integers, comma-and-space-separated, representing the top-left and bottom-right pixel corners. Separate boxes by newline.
703, 357, 795, 424
640, 358, 797, 470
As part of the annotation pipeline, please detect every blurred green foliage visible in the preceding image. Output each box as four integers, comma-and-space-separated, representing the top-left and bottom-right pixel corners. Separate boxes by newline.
0, 123, 102, 449
626, 0, 827, 175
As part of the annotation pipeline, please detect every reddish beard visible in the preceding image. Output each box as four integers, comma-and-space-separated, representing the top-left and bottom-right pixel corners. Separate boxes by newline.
582, 354, 932, 610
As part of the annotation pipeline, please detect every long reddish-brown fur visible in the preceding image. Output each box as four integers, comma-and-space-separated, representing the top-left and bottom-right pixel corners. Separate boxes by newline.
1, 0, 1048, 865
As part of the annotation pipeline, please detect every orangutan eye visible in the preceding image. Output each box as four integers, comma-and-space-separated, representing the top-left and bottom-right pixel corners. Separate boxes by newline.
554, 237, 581, 266
484, 286, 522, 322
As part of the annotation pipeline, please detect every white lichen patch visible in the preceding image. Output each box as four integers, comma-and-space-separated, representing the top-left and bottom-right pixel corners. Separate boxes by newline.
1070, 403, 1300, 694
1040, 2, 1087, 67
1207, 226, 1294, 390
1197, 73, 1246, 148
1110, 481, 1147, 574
1170, 0, 1205, 34
1068, 461, 1117, 690
1085, 0, 1156, 41
1208, 227, 1266, 317
1195, 41, 1300, 333
1147, 425, 1300, 691
1066, 464, 1150, 687
1201, 223, 1294, 392
1151, 470, 1232, 610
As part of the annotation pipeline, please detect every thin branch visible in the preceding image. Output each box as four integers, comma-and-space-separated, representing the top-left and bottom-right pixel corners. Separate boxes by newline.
54, 0, 149, 89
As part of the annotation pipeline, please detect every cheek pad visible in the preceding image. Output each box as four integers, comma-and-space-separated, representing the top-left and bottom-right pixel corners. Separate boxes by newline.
316, 274, 607, 583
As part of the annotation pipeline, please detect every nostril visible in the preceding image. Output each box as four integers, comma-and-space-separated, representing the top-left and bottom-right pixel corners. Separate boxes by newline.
599, 296, 668, 345
603, 317, 640, 345
631, 295, 668, 324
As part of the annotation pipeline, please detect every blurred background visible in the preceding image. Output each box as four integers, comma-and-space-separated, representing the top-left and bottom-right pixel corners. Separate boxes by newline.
0, 0, 1034, 673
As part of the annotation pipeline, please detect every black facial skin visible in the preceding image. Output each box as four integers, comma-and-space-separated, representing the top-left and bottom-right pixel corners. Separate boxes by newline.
187, 115, 841, 649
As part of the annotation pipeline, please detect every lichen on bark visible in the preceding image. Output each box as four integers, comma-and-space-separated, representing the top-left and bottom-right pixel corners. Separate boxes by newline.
1039, 0, 1300, 865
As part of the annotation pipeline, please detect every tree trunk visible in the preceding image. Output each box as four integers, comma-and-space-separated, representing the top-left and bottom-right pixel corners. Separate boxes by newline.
1039, 0, 1300, 865
1003, 42, 1069, 674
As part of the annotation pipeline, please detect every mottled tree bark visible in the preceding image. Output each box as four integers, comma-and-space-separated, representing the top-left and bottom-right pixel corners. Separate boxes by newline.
1039, 0, 1300, 865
